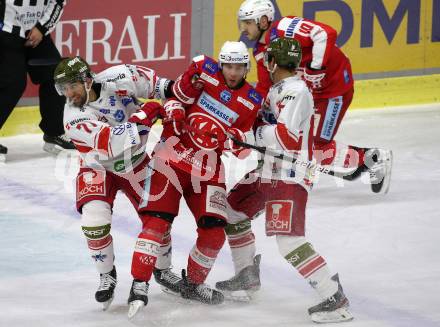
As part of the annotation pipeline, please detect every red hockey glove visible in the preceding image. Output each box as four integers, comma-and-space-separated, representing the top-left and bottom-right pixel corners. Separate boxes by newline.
226, 128, 251, 158
162, 99, 186, 136
172, 65, 204, 105
128, 101, 163, 128
303, 63, 327, 90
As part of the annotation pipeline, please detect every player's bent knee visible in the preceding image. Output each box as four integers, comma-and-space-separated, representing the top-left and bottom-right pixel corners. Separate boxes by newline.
141, 211, 175, 226
81, 200, 112, 227
197, 215, 227, 228
141, 215, 172, 240
198, 226, 226, 249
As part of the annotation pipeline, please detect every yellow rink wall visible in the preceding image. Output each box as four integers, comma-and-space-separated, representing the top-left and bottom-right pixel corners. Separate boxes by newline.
213, 0, 440, 109
2, 0, 440, 137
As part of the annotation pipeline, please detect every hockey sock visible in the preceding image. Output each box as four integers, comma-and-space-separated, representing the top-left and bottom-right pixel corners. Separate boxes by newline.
81, 201, 114, 274
224, 220, 256, 274
82, 224, 114, 274
187, 227, 225, 284
155, 226, 172, 270
131, 216, 171, 281
277, 235, 338, 299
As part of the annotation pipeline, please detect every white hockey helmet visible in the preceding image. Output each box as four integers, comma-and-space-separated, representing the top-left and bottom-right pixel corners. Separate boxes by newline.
238, 0, 275, 24
218, 41, 251, 71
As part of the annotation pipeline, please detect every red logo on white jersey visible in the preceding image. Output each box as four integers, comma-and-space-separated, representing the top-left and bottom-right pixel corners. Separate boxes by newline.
77, 170, 106, 201
265, 200, 294, 235
187, 113, 226, 150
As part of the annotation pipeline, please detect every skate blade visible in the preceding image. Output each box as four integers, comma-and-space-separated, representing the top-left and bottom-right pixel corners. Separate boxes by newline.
160, 285, 180, 297
101, 296, 114, 311
310, 306, 354, 324
221, 289, 259, 302
43, 142, 62, 155
371, 150, 393, 194
0, 154, 6, 163
128, 300, 146, 319
381, 150, 393, 194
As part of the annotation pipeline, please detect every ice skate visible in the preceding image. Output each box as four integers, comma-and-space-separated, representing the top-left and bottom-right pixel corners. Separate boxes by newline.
95, 266, 117, 311
179, 270, 224, 305
127, 279, 149, 319
43, 134, 76, 154
365, 148, 393, 194
215, 254, 261, 301
153, 267, 183, 295
308, 274, 354, 324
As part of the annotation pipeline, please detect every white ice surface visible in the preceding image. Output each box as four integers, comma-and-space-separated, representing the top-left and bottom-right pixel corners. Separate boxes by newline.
1, 104, 440, 327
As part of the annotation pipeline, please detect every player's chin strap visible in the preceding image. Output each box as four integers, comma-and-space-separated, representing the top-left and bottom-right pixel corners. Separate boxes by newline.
227, 135, 365, 181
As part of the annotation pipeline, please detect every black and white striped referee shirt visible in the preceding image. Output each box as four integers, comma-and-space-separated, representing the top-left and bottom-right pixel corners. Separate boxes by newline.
0, 0, 66, 38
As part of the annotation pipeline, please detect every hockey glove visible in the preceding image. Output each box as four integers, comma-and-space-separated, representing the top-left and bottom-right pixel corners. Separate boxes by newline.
223, 128, 252, 158
162, 99, 186, 136
128, 101, 163, 128
303, 63, 327, 90
172, 66, 204, 105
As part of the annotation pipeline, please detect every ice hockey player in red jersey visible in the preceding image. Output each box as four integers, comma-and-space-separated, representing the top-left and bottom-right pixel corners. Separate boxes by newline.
132, 41, 261, 312
237, 0, 392, 194
53, 56, 181, 317
216, 37, 354, 323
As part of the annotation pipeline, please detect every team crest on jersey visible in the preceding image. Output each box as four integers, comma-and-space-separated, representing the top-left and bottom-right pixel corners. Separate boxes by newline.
220, 90, 232, 103
202, 58, 218, 75
247, 89, 262, 105
187, 113, 226, 150
113, 109, 125, 122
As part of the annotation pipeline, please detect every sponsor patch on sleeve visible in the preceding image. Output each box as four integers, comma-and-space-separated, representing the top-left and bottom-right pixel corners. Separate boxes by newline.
202, 58, 219, 75
247, 89, 262, 105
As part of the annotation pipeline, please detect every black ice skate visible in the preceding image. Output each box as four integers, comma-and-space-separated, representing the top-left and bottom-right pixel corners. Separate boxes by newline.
308, 274, 354, 324
215, 254, 261, 301
179, 269, 224, 305
365, 148, 393, 194
43, 134, 76, 154
153, 267, 183, 295
95, 266, 117, 311
127, 279, 149, 319
0, 144, 7, 162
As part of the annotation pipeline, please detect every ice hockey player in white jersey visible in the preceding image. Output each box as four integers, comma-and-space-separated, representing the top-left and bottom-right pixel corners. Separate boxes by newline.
54, 56, 181, 318
216, 38, 353, 323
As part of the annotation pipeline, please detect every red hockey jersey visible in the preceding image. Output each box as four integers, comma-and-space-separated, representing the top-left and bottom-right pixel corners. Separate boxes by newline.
256, 16, 353, 99
160, 55, 261, 180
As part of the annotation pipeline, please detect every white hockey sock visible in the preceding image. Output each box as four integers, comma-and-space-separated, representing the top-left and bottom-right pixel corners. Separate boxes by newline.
81, 201, 114, 274
88, 234, 115, 274
277, 235, 338, 299
225, 220, 256, 273
155, 233, 172, 270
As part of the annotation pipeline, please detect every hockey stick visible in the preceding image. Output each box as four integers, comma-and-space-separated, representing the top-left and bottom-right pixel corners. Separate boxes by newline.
227, 135, 365, 181
181, 122, 364, 180
27, 58, 60, 66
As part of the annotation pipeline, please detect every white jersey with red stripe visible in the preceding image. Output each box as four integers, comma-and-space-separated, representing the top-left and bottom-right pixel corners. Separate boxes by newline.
255, 75, 315, 190
63, 64, 165, 173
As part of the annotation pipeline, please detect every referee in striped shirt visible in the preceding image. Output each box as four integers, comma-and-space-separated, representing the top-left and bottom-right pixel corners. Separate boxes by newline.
0, 0, 74, 158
